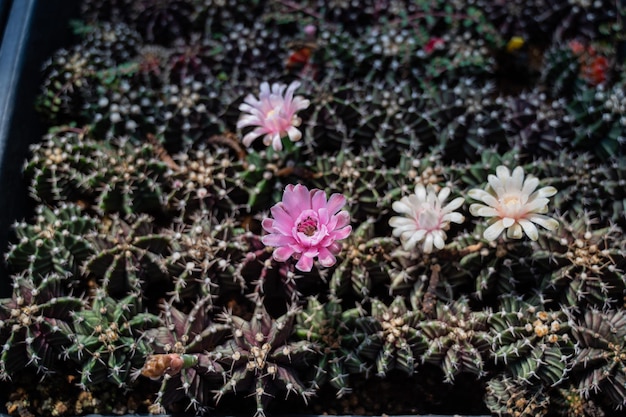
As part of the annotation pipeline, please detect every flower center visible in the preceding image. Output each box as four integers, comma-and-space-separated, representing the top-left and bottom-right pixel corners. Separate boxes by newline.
297, 216, 318, 236
499, 194, 524, 218
502, 195, 521, 207
418, 207, 440, 231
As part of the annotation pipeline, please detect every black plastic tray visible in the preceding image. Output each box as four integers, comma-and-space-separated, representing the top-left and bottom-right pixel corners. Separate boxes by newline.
0, 0, 79, 298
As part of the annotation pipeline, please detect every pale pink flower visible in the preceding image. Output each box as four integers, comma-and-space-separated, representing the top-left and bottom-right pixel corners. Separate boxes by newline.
389, 184, 465, 253
468, 165, 559, 241
237, 81, 310, 152
261, 184, 352, 272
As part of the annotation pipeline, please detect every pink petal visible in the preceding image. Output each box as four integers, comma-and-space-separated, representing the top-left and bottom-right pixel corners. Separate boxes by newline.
295, 254, 314, 272
273, 246, 296, 262
317, 247, 337, 267
269, 204, 295, 233
283, 184, 311, 214
332, 211, 351, 229
330, 225, 352, 241
261, 218, 275, 233
326, 193, 346, 214
262, 233, 296, 247
311, 190, 327, 211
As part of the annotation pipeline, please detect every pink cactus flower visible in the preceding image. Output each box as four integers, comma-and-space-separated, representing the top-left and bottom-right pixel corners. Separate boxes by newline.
261, 184, 352, 272
237, 81, 310, 152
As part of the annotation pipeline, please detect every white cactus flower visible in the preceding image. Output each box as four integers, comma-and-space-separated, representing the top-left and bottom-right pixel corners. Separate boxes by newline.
468, 165, 559, 241
389, 184, 465, 253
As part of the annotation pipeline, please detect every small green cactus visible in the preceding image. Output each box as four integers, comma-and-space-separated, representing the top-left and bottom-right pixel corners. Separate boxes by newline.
165, 210, 248, 305
82, 213, 170, 297
355, 296, 426, 377
484, 374, 551, 417
24, 126, 97, 204
64, 290, 160, 390
5, 203, 97, 281
488, 297, 575, 387
534, 212, 626, 310
295, 296, 369, 397
419, 297, 490, 383
571, 307, 626, 410
0, 273, 83, 380
310, 149, 392, 221
329, 217, 396, 300
167, 141, 251, 217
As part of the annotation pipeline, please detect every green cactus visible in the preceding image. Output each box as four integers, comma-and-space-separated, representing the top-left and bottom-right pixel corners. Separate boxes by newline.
155, 76, 226, 149
64, 290, 160, 390
0, 272, 83, 380
5, 203, 97, 281
295, 296, 369, 397
24, 126, 97, 204
328, 218, 396, 301
419, 297, 490, 383
165, 210, 248, 305
484, 374, 551, 417
83, 213, 170, 297
502, 89, 576, 161
424, 77, 508, 163
540, 43, 584, 99
533, 212, 626, 310
36, 21, 143, 126
355, 296, 426, 377
566, 82, 626, 160
571, 307, 626, 410
488, 297, 575, 387
87, 137, 171, 215
309, 149, 392, 222
167, 141, 251, 217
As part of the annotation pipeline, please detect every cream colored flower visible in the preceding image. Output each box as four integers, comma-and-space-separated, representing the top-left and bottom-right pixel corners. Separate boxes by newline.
389, 184, 465, 253
468, 165, 558, 241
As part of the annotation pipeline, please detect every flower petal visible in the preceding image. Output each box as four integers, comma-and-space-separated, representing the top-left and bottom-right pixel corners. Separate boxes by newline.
483, 220, 505, 241
295, 254, 314, 272
518, 219, 539, 241
273, 246, 296, 262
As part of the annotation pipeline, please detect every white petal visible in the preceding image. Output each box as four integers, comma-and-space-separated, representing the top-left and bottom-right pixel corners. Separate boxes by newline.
521, 176, 539, 197
403, 230, 426, 250
443, 196, 465, 212
444, 212, 465, 224
468, 189, 499, 207
502, 217, 515, 228
286, 125, 302, 142
437, 187, 451, 203
518, 219, 539, 240
422, 233, 434, 253
507, 223, 523, 239
510, 166, 525, 189
414, 184, 427, 202
433, 232, 446, 249
534, 186, 557, 198
484, 220, 505, 241
473, 206, 499, 217
392, 199, 414, 215
526, 214, 559, 231
496, 165, 511, 180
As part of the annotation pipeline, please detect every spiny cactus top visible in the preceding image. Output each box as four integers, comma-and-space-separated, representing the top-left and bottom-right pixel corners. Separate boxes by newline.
389, 184, 465, 253
237, 81, 311, 151
468, 165, 559, 241
261, 184, 352, 272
